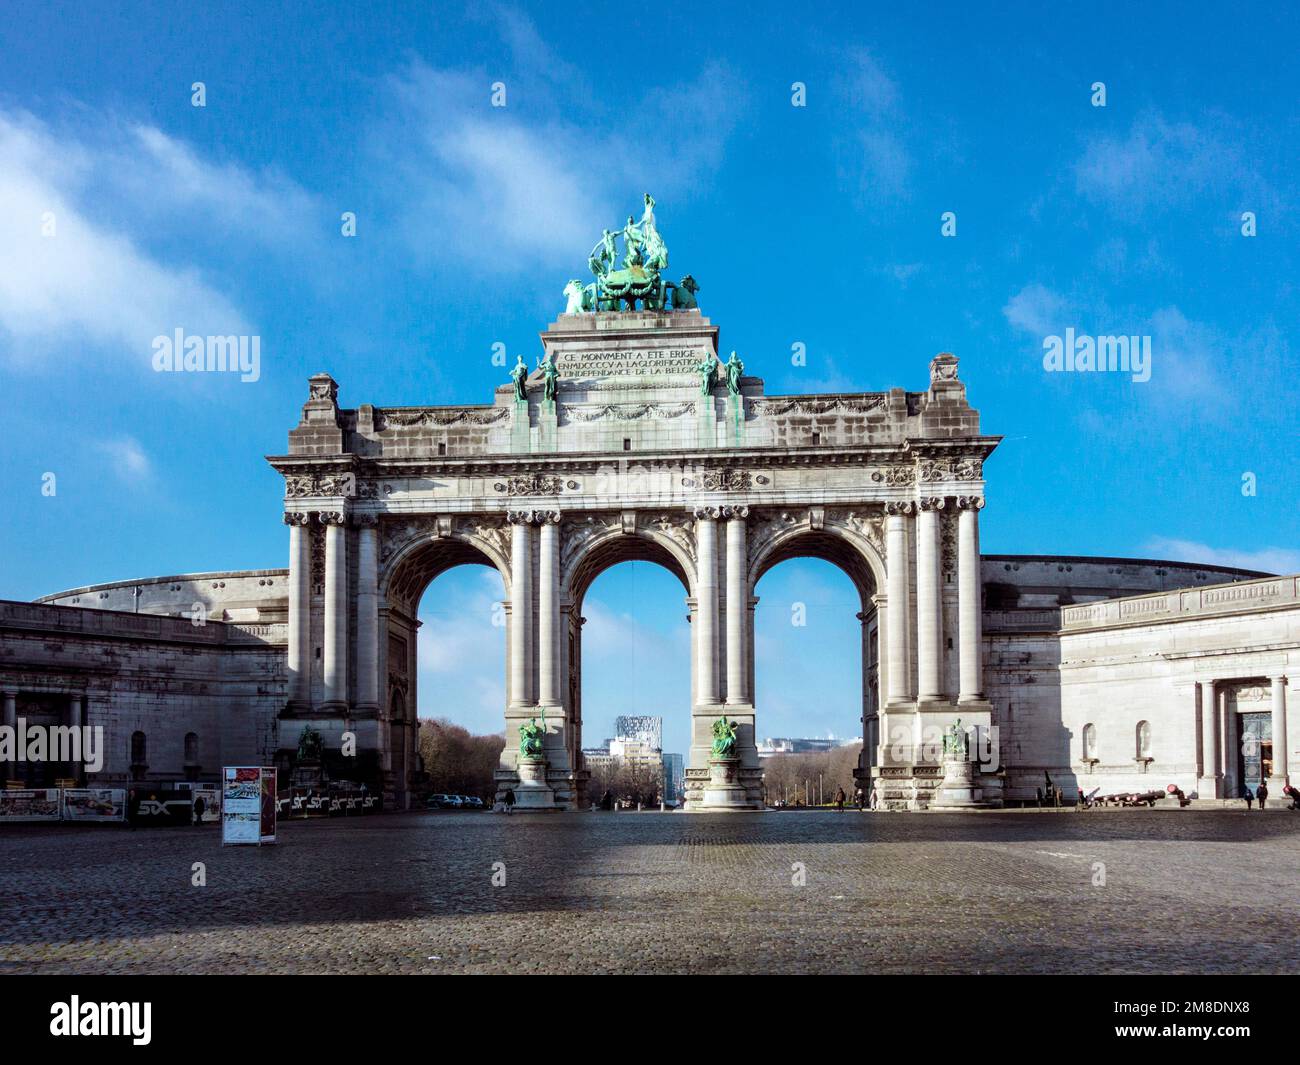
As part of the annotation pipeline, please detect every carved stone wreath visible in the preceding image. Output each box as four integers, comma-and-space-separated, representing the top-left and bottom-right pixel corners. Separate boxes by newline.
700, 469, 751, 492
494, 474, 566, 496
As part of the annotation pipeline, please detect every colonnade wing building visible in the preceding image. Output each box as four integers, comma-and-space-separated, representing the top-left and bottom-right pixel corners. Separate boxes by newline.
9, 307, 1296, 808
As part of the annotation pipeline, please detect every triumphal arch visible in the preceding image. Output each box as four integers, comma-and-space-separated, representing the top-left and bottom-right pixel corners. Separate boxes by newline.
268, 196, 1001, 809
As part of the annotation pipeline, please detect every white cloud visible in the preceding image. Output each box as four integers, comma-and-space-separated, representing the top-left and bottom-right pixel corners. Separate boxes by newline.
1002, 283, 1068, 337
95, 435, 153, 484
1075, 110, 1283, 219
373, 43, 744, 276
0, 109, 320, 364
1145, 537, 1300, 577
835, 49, 911, 203
0, 111, 252, 362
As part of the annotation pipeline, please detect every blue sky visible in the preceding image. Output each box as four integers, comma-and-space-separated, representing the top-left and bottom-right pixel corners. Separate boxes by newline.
1, 1, 1296, 754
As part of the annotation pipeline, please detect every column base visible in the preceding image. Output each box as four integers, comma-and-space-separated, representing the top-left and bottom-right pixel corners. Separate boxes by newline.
1197, 776, 1222, 799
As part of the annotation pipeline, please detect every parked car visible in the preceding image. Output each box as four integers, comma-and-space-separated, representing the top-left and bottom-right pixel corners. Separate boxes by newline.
425, 794, 458, 809
461, 796, 485, 810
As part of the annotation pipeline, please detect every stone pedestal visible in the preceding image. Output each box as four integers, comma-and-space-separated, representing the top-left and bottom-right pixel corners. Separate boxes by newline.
513, 758, 558, 810
699, 757, 750, 810
932, 756, 983, 808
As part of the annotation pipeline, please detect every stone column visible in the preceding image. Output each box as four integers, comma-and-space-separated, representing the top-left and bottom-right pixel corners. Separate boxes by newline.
1, 690, 14, 783
1199, 680, 1219, 798
285, 513, 313, 709
321, 511, 349, 712
884, 503, 912, 705
508, 511, 535, 706
724, 505, 749, 706
537, 512, 561, 707
355, 517, 380, 713
916, 498, 944, 702
1271, 675, 1288, 785
956, 497, 985, 703
694, 508, 719, 705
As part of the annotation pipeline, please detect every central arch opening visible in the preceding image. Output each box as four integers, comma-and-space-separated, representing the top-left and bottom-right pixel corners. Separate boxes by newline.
569, 535, 691, 809
751, 532, 879, 808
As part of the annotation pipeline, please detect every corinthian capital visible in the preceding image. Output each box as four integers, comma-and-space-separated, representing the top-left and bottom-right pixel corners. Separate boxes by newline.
319, 511, 348, 526
720, 505, 750, 520
536, 509, 563, 524
506, 510, 537, 525
283, 512, 312, 527
692, 505, 722, 521
883, 501, 914, 516
956, 496, 986, 510
918, 496, 946, 511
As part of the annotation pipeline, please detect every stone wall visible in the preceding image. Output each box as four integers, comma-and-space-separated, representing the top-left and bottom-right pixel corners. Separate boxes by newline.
0, 600, 284, 787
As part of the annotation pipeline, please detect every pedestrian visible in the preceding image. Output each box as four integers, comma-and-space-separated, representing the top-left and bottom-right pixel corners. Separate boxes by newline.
1256, 780, 1268, 810
854, 786, 864, 811
835, 787, 846, 812
127, 789, 138, 830
1242, 784, 1253, 810
869, 783, 879, 810
503, 787, 515, 815
192, 794, 205, 826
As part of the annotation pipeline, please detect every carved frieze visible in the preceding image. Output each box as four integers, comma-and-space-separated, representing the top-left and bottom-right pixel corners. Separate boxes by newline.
871, 466, 915, 487
700, 469, 751, 492
750, 396, 885, 416
285, 472, 357, 498
562, 402, 694, 421
376, 407, 509, 429
495, 474, 566, 497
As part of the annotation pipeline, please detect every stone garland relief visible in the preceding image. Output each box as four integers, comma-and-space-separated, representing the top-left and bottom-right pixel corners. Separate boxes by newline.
749, 396, 885, 416
375, 407, 510, 429
561, 402, 695, 422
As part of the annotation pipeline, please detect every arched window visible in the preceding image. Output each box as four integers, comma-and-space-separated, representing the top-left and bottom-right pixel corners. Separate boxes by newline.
1136, 720, 1152, 760
130, 731, 147, 781
1082, 723, 1097, 761
183, 732, 200, 781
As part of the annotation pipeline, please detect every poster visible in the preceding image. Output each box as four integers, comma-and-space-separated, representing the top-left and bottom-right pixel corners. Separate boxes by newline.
61, 788, 126, 822
259, 767, 277, 843
193, 787, 221, 823
222, 767, 277, 845
0, 788, 61, 821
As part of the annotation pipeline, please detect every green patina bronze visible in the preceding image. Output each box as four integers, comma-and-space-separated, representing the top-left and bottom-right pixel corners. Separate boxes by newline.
510, 355, 528, 401
295, 726, 323, 763
695, 351, 718, 396
724, 351, 744, 396
942, 718, 969, 760
566, 193, 699, 313
539, 353, 559, 403
711, 716, 738, 759
519, 709, 547, 762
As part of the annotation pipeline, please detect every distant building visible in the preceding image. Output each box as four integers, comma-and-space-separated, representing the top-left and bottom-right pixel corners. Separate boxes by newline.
663, 752, 684, 802
613, 715, 662, 749
758, 736, 860, 758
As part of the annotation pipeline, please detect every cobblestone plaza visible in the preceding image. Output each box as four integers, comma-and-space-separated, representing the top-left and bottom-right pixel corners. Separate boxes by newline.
3, 810, 1297, 975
